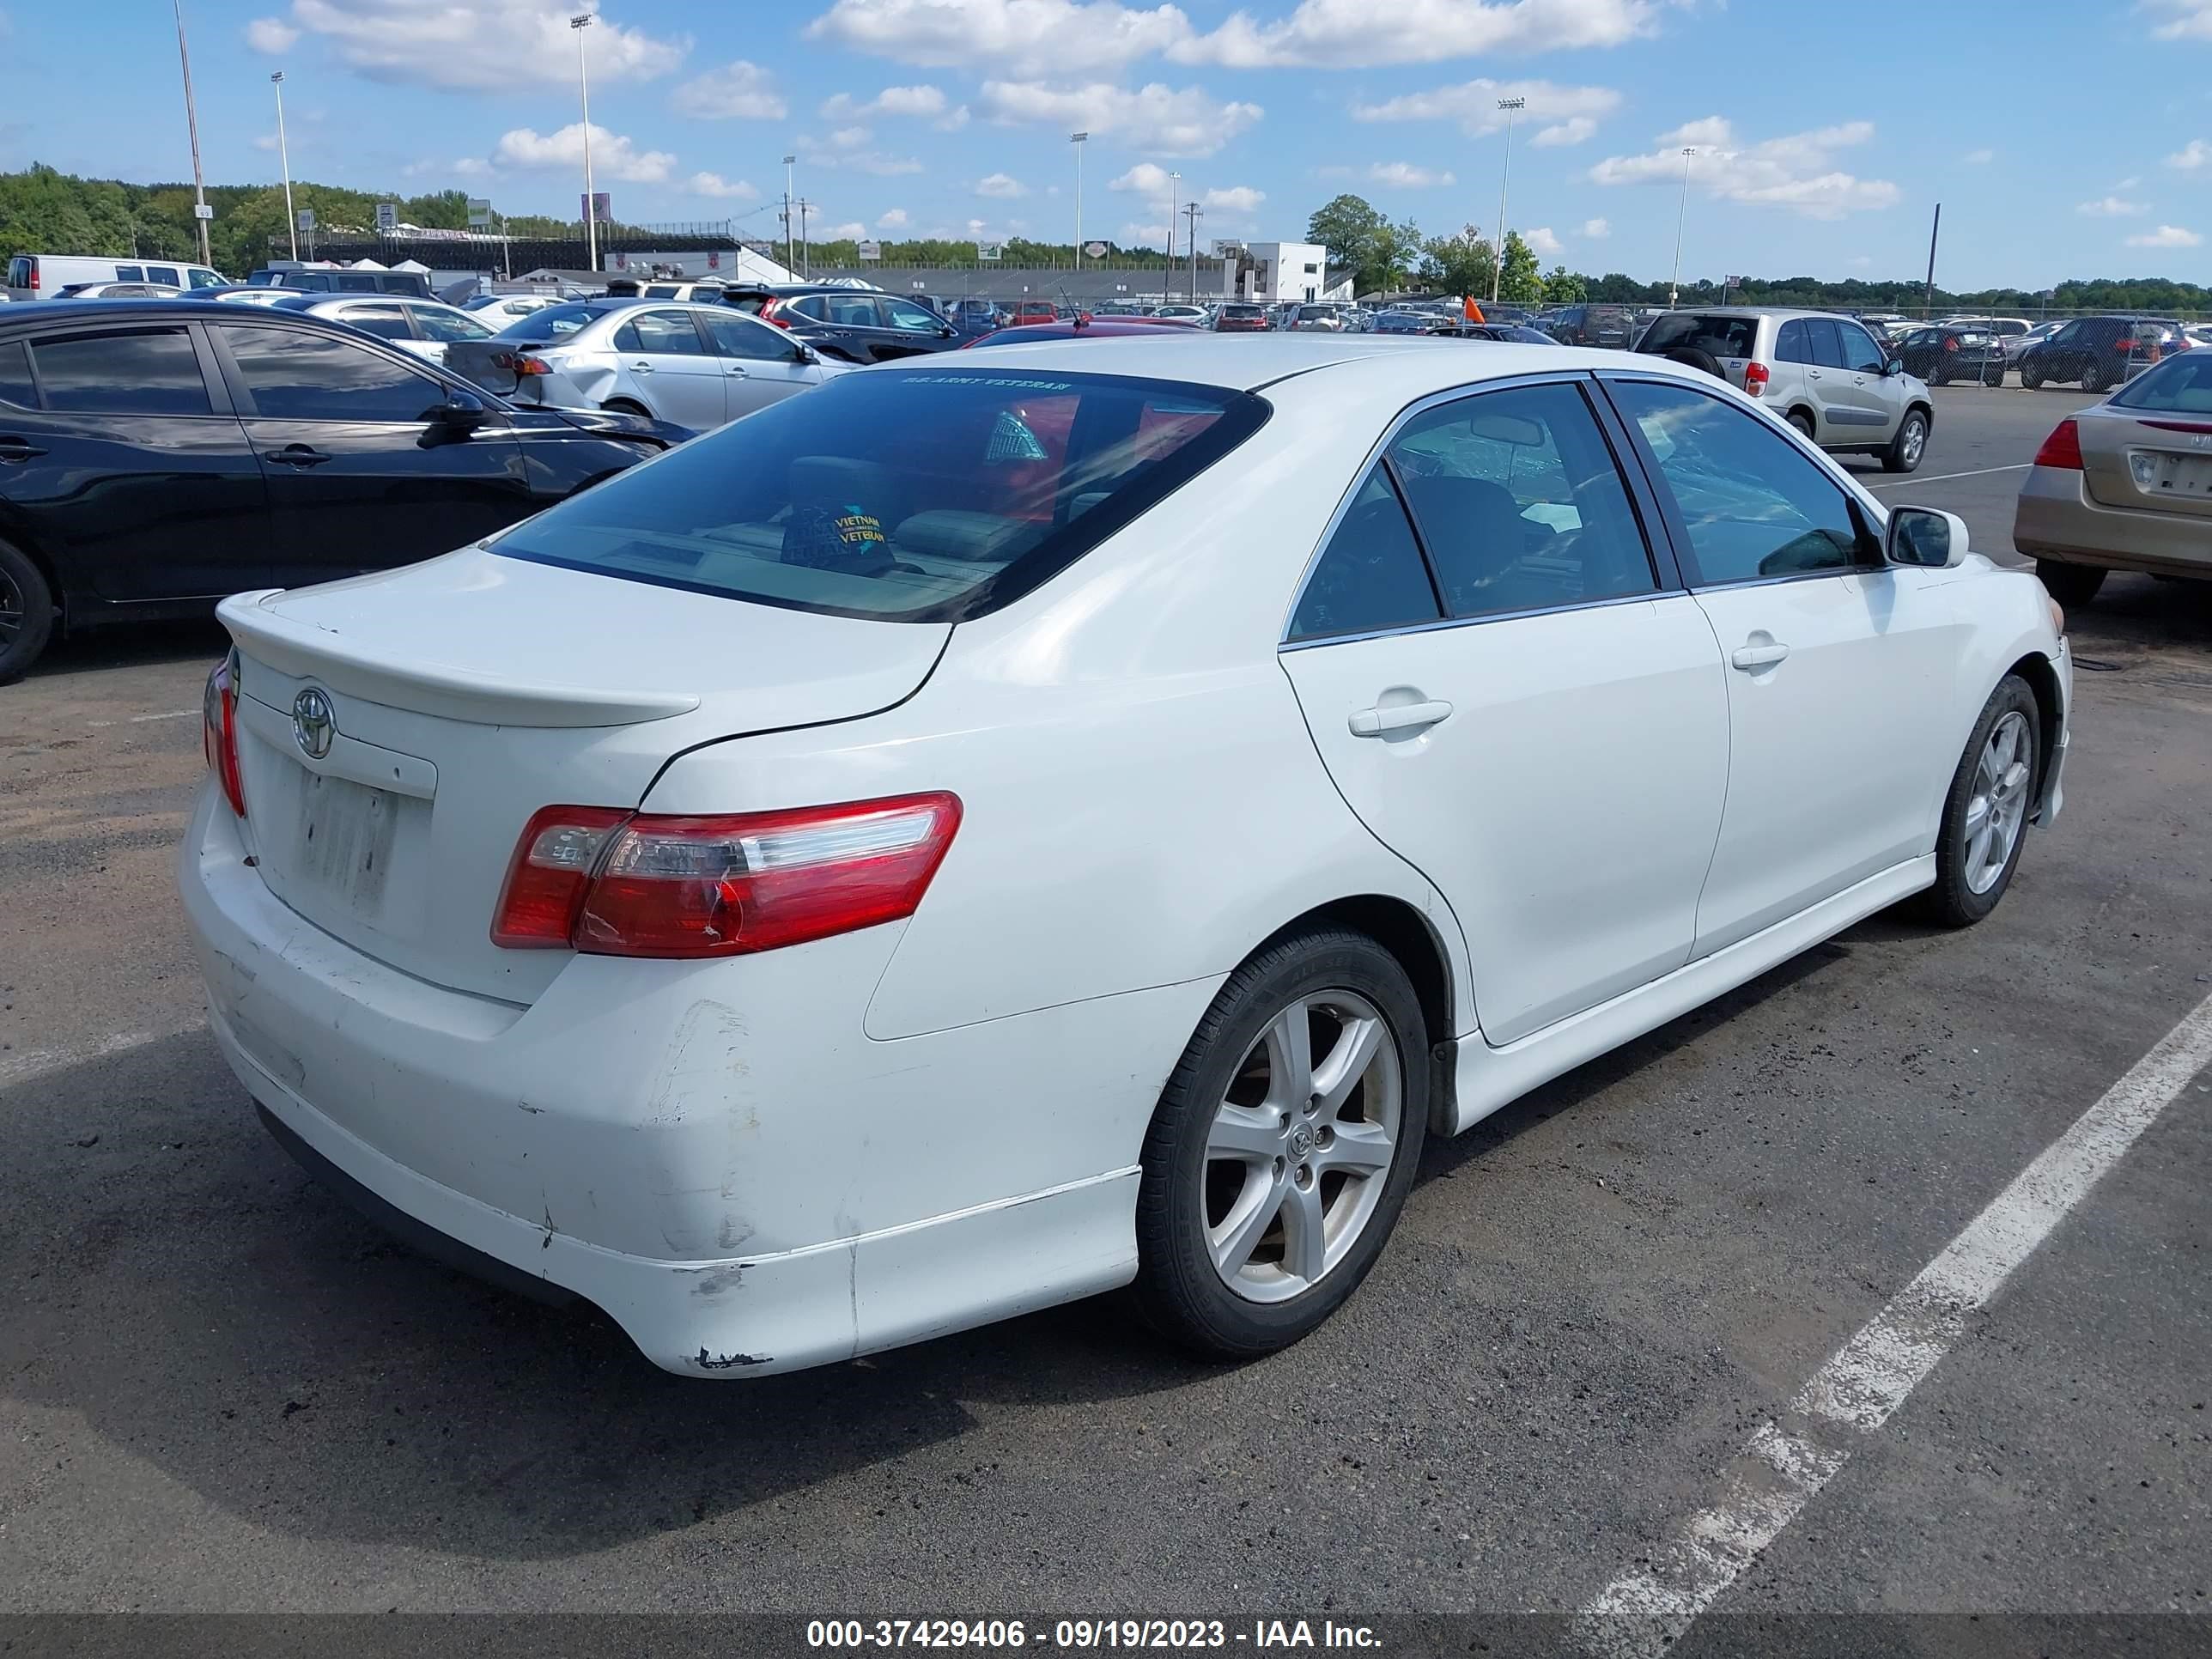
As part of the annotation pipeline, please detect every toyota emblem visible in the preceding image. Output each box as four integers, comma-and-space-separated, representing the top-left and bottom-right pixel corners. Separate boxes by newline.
292, 687, 336, 760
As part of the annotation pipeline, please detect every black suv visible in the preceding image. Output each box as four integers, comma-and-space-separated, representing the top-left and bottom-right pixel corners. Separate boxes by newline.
1545, 303, 1637, 349
727, 284, 963, 363
0, 301, 686, 679
2020, 316, 2190, 393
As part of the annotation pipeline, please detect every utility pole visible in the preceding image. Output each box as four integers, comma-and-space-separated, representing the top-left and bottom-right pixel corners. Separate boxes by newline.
1184, 201, 1203, 303
173, 0, 211, 268
1071, 131, 1088, 276
570, 14, 597, 273
1668, 146, 1696, 309
271, 71, 297, 262
1166, 171, 1180, 305
1923, 203, 1942, 320
1491, 95, 1525, 305
782, 155, 796, 275
798, 198, 811, 278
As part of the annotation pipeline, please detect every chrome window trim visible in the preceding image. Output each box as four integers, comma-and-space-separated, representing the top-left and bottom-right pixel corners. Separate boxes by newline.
1277, 368, 1671, 649
1281, 586, 1671, 653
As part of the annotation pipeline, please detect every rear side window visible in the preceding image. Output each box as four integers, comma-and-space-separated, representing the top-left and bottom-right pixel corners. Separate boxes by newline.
1289, 466, 1441, 641
1803, 319, 1847, 369
115, 264, 145, 282
493, 368, 1269, 623
148, 266, 181, 287
1389, 382, 1656, 619
495, 303, 597, 340
410, 306, 491, 343
1775, 319, 1811, 363
32, 328, 210, 415
219, 325, 444, 422
340, 304, 416, 342
0, 341, 34, 407
612, 310, 707, 355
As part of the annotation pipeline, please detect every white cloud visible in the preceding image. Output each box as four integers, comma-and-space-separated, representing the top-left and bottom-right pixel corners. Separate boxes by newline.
1532, 116, 1598, 147
1581, 216, 1609, 238
809, 0, 1662, 71
975, 172, 1029, 197
1589, 118, 1899, 219
1963, 147, 1995, 164
876, 207, 910, 229
1522, 225, 1564, 256
980, 79, 1261, 155
2112, 174, 2142, 190
2146, 0, 2212, 40
797, 125, 926, 175
672, 60, 786, 119
1352, 78, 1620, 138
1368, 161, 1455, 187
450, 155, 494, 178
823, 221, 869, 240
1206, 184, 1265, 216
245, 15, 299, 52
2169, 138, 2212, 170
253, 132, 281, 153
1110, 162, 1263, 231
688, 171, 759, 200
494, 123, 675, 185
273, 0, 685, 92
2077, 196, 2148, 216
821, 83, 949, 119
2127, 223, 2204, 247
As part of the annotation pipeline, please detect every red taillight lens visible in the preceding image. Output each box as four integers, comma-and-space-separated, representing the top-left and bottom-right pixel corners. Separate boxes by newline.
491, 793, 962, 957
201, 653, 246, 817
760, 301, 791, 328
2033, 418, 2083, 471
514, 354, 555, 376
1943, 337, 1959, 352
1742, 361, 1770, 397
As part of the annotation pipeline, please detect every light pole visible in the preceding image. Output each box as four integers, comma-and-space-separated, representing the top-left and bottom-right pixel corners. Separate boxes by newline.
782, 154, 796, 274
798, 198, 811, 277
1167, 171, 1180, 303
1490, 95, 1524, 305
1183, 201, 1203, 303
1668, 146, 1696, 309
570, 14, 597, 274
172, 0, 211, 268
1071, 131, 1088, 275
270, 71, 297, 262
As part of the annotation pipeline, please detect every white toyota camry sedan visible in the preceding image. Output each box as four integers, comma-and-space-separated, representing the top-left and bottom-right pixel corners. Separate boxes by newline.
179, 337, 2071, 1377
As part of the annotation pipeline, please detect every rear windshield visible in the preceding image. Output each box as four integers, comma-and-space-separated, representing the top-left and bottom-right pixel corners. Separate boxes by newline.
492, 367, 1270, 623
1640, 313, 1760, 358
2111, 353, 2212, 413
494, 303, 602, 340
1298, 306, 1331, 320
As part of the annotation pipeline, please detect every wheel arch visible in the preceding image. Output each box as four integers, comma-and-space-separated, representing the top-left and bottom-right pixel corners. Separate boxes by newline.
2008, 649, 2064, 821
0, 517, 69, 630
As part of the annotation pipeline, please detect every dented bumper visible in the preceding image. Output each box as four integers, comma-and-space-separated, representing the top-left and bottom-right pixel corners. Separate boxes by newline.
179, 784, 1175, 1376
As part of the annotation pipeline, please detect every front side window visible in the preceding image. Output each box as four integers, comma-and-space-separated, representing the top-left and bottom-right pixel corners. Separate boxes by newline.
1288, 465, 1441, 641
702, 312, 790, 362
1387, 381, 1656, 619
410, 306, 493, 343
220, 325, 444, 422
1838, 324, 1888, 373
494, 368, 1267, 623
187, 268, 222, 289
1609, 379, 1872, 585
613, 310, 708, 356
32, 328, 210, 416
886, 301, 943, 331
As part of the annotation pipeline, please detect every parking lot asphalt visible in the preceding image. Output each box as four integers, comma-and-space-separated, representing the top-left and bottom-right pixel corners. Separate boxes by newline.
2, 390, 2207, 1635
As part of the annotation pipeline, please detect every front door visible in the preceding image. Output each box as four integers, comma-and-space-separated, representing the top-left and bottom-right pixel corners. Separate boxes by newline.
878, 297, 955, 360
211, 319, 531, 590
608, 307, 727, 430
1601, 375, 1962, 957
699, 309, 817, 422
1278, 378, 1730, 1047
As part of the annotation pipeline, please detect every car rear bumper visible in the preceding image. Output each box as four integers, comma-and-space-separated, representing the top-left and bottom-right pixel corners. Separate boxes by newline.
2014, 465, 2212, 575
179, 786, 1176, 1377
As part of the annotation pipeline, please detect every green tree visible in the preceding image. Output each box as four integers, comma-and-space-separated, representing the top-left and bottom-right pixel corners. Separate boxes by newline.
1543, 265, 1587, 303
1419, 222, 1495, 304
1308, 192, 1383, 292
1366, 216, 1422, 296
1496, 230, 1543, 304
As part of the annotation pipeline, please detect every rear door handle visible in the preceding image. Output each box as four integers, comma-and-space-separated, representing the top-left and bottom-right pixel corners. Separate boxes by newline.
1731, 641, 1791, 671
0, 438, 47, 463
265, 444, 331, 468
725, 364, 749, 377
629, 360, 654, 374
1348, 699, 1453, 738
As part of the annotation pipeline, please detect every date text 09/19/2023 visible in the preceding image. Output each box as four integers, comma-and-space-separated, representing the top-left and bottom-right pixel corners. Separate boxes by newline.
805, 1619, 1383, 1650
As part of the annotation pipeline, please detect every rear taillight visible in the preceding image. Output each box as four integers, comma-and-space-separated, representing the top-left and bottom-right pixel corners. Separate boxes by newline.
1943, 337, 1959, 352
491, 793, 962, 957
514, 354, 555, 376
1743, 361, 1770, 397
2033, 418, 2083, 471
201, 653, 246, 818
760, 301, 791, 328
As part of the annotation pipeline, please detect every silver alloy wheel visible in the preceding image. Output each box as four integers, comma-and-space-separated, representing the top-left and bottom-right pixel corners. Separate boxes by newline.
1965, 709, 2033, 894
1202, 990, 1402, 1304
1902, 416, 1928, 466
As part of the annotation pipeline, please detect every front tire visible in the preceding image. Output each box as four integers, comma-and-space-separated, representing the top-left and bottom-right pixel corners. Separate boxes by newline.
1133, 928, 1430, 1359
2081, 361, 2110, 394
0, 538, 56, 685
2035, 559, 2106, 607
1882, 407, 1929, 473
1922, 676, 2041, 927
2021, 362, 2045, 390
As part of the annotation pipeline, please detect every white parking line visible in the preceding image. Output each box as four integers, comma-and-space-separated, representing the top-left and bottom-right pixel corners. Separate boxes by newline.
1866, 463, 2030, 489
1573, 989, 2212, 1658
0, 1021, 207, 1088
129, 708, 199, 723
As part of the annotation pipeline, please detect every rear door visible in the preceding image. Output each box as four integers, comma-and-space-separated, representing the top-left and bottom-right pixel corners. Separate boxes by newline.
2, 321, 268, 602
211, 318, 532, 590
699, 308, 816, 420
609, 307, 725, 428
1279, 376, 1730, 1046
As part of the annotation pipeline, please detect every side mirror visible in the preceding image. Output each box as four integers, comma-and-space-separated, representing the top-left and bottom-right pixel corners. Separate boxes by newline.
794, 342, 820, 364
939, 325, 956, 338
1885, 506, 1968, 568
432, 390, 490, 431
1882, 356, 1905, 376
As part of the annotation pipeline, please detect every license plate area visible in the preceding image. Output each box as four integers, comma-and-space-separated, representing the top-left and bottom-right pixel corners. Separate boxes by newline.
241, 736, 433, 942
295, 771, 398, 909
2133, 451, 2212, 499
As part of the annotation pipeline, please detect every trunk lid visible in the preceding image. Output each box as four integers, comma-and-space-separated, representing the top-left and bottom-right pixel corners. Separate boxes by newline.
2078, 404, 2212, 520
219, 548, 949, 1003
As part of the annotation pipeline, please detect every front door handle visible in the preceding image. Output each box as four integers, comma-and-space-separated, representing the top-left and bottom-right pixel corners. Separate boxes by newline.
629, 359, 655, 374
1731, 641, 1791, 671
265, 444, 331, 468
1348, 699, 1453, 738
0, 437, 47, 463
725, 364, 749, 377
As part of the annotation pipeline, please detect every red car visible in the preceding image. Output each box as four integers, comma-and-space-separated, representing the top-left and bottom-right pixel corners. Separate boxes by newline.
1214, 302, 1270, 332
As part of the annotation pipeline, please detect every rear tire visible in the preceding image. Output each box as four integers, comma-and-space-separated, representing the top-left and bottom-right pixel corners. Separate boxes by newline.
1787, 410, 1817, 441
1881, 407, 1929, 473
1921, 676, 2041, 927
2034, 559, 2106, 607
601, 398, 653, 417
1133, 928, 1429, 1360
2021, 362, 2045, 390
0, 538, 56, 685
1929, 361, 1949, 387
1981, 363, 2003, 388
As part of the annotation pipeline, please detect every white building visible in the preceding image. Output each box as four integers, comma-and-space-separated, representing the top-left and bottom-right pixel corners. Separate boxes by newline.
1236, 241, 1329, 303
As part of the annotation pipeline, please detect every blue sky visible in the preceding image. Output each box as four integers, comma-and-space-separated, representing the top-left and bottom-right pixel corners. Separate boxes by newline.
4, 0, 2209, 287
